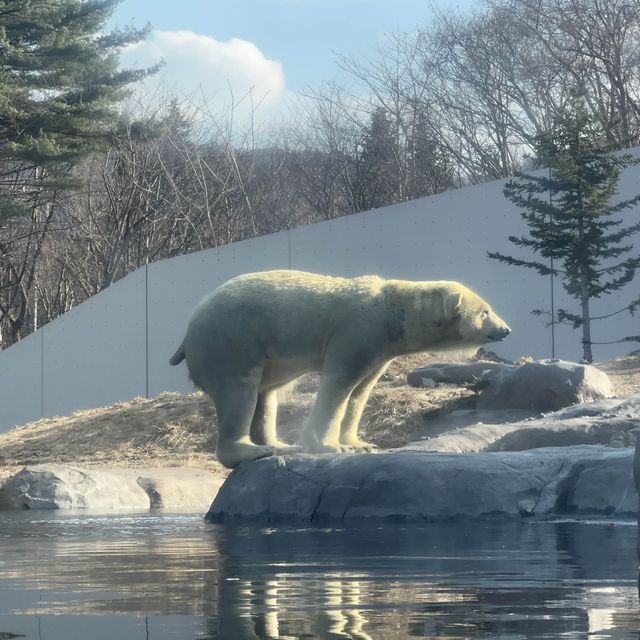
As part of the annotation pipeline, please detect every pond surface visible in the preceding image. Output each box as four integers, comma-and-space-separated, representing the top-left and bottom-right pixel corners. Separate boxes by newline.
0, 511, 638, 639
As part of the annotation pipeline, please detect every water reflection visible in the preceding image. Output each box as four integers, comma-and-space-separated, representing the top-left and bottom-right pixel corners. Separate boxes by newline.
211, 522, 639, 639
0, 512, 638, 639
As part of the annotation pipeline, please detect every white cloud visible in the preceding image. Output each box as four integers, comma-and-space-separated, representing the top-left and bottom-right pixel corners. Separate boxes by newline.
121, 30, 287, 121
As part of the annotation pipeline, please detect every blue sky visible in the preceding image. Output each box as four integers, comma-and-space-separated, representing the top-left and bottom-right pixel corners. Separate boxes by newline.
112, 0, 475, 121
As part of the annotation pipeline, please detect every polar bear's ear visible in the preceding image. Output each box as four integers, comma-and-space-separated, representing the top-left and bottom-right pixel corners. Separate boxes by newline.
444, 291, 463, 318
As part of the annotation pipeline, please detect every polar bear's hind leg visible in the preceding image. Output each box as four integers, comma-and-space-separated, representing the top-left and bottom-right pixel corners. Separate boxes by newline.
250, 387, 301, 452
208, 379, 275, 468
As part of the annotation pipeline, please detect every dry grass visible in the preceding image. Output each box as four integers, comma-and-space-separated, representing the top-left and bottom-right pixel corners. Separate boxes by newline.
1, 352, 638, 478
596, 354, 640, 396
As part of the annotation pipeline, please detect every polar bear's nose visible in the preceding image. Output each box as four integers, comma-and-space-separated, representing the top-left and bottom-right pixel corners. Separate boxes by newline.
489, 325, 511, 341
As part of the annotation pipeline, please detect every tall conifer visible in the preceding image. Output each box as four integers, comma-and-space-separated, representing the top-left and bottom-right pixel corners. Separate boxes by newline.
489, 112, 640, 362
0, 0, 156, 217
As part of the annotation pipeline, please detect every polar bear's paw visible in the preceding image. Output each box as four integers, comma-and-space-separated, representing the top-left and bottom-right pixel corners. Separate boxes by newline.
317, 444, 353, 454
342, 440, 378, 453
216, 440, 275, 469
299, 441, 377, 455
297, 440, 343, 455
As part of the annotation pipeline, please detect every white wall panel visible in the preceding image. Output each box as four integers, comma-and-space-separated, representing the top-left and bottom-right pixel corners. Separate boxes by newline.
146, 232, 290, 397
0, 331, 42, 431
41, 267, 147, 418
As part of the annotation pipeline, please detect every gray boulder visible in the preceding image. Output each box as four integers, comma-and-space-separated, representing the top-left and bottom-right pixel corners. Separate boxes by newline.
205, 445, 635, 524
0, 466, 148, 510
477, 359, 614, 411
408, 359, 614, 412
0, 465, 224, 511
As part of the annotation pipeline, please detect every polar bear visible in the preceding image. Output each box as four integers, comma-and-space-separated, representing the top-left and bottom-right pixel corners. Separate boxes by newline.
170, 270, 510, 468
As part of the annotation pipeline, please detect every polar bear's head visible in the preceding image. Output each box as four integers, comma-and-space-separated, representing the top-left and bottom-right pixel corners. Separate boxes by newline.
444, 284, 511, 345
384, 278, 510, 354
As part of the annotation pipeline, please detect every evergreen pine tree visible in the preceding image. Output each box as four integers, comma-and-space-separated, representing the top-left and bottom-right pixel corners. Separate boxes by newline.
489, 112, 640, 362
0, 0, 157, 218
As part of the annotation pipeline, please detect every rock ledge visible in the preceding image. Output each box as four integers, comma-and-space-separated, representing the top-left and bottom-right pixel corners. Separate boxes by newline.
206, 446, 636, 524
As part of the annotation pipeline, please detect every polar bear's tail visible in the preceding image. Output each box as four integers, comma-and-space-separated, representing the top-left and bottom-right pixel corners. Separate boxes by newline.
169, 342, 186, 366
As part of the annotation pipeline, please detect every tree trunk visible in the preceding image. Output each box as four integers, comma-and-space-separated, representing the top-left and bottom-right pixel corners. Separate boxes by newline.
580, 270, 593, 363
576, 200, 593, 363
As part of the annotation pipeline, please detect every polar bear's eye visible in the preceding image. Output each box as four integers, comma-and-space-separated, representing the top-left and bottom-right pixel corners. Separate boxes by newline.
480, 310, 489, 319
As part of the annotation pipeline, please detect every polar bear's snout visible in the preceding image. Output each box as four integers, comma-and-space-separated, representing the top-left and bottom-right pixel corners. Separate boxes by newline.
488, 324, 511, 342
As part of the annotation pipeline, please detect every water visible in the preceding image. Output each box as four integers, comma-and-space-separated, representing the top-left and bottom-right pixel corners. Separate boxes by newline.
0, 511, 638, 640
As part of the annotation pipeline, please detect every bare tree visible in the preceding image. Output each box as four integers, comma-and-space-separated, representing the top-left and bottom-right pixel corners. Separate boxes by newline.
409, 0, 640, 181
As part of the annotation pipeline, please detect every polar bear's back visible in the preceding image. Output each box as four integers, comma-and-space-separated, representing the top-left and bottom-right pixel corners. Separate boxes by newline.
218, 269, 383, 297
197, 270, 384, 317
181, 271, 387, 379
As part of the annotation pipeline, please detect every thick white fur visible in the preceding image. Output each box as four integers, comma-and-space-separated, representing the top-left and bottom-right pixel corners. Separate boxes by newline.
170, 270, 510, 468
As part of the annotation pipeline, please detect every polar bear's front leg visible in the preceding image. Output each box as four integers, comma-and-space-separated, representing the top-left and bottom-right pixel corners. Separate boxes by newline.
339, 363, 389, 451
298, 374, 358, 454
209, 379, 276, 469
